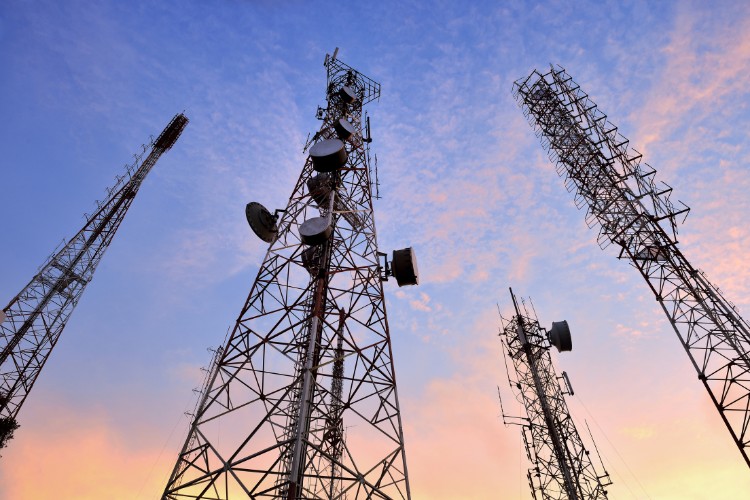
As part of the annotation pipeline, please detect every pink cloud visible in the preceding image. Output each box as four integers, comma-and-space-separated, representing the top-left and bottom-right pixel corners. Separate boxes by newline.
632, 9, 750, 160
409, 292, 433, 312
0, 404, 176, 499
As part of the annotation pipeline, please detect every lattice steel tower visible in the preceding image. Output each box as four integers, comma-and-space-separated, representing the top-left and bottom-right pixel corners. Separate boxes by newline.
499, 288, 611, 499
163, 51, 418, 499
513, 65, 750, 468
0, 113, 189, 449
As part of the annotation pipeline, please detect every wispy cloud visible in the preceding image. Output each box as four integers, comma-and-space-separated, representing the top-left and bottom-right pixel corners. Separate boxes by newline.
3, 1, 750, 498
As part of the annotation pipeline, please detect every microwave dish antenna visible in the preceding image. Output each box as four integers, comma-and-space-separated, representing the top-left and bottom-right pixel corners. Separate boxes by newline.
245, 201, 279, 243
334, 118, 356, 141
549, 320, 573, 352
310, 138, 347, 172
379, 247, 419, 287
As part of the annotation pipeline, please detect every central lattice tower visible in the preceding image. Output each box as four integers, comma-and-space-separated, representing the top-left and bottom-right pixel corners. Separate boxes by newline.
163, 52, 417, 499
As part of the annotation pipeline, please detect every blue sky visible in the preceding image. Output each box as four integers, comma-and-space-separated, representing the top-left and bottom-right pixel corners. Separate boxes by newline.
1, 1, 750, 498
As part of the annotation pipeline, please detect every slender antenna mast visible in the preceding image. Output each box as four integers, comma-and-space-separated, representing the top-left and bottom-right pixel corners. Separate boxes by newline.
0, 113, 188, 450
163, 52, 419, 500
584, 420, 611, 484
514, 65, 750, 468
499, 288, 611, 499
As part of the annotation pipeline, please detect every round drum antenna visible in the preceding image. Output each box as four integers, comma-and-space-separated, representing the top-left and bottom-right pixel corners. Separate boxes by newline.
548, 320, 572, 352
391, 247, 419, 287
338, 85, 357, 104
310, 138, 347, 172
245, 202, 278, 243
299, 216, 333, 246
334, 118, 356, 141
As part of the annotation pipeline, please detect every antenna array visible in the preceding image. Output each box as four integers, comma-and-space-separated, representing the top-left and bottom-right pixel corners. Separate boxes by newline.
0, 113, 188, 449
514, 65, 750, 468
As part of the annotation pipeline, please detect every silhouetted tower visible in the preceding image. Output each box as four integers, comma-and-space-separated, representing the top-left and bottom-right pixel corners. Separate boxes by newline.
498, 288, 611, 499
513, 65, 750, 468
0, 113, 188, 449
163, 51, 418, 499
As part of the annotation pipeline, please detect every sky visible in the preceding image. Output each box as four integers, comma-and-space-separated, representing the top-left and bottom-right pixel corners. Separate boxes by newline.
1, 0, 750, 498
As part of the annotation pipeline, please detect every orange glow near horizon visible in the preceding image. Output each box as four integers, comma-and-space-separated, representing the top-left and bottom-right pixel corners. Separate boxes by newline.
3, 1, 750, 499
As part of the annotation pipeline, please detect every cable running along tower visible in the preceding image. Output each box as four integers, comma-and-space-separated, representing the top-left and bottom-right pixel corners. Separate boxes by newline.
163, 52, 418, 499
513, 65, 750, 467
499, 289, 610, 499
0, 113, 189, 449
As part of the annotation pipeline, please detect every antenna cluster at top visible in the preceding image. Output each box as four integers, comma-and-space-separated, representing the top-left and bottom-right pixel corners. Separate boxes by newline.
244, 49, 417, 288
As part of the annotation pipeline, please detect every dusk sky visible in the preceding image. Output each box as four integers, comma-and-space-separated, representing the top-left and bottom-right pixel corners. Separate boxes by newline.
2, 1, 750, 498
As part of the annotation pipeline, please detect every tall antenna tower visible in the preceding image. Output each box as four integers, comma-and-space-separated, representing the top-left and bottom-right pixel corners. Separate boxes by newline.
513, 65, 750, 467
0, 113, 189, 449
499, 288, 611, 499
163, 51, 419, 499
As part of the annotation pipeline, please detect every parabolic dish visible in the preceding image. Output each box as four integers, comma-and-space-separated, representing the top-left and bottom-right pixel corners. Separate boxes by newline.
334, 118, 356, 141
245, 202, 278, 243
299, 216, 333, 246
310, 138, 347, 172
338, 85, 357, 104
549, 320, 572, 352
391, 247, 419, 287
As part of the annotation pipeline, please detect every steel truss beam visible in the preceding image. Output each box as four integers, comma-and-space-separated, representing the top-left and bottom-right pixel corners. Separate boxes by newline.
0, 113, 188, 449
513, 65, 750, 468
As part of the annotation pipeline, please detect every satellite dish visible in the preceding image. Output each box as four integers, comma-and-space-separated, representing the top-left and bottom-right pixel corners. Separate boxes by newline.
334, 118, 356, 141
299, 216, 333, 246
310, 139, 347, 172
245, 202, 278, 243
338, 85, 357, 104
548, 320, 572, 352
391, 247, 419, 287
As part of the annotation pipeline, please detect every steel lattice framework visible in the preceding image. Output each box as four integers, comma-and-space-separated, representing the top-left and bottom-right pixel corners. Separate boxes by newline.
499, 289, 610, 499
163, 54, 412, 499
513, 65, 750, 468
0, 113, 189, 448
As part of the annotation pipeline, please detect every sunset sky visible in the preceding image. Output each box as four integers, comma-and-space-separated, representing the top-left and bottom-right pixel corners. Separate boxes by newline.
2, 1, 750, 498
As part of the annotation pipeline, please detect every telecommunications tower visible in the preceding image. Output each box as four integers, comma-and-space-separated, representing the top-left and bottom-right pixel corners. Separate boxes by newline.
0, 113, 189, 449
163, 51, 419, 499
514, 65, 750, 467
499, 288, 611, 499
